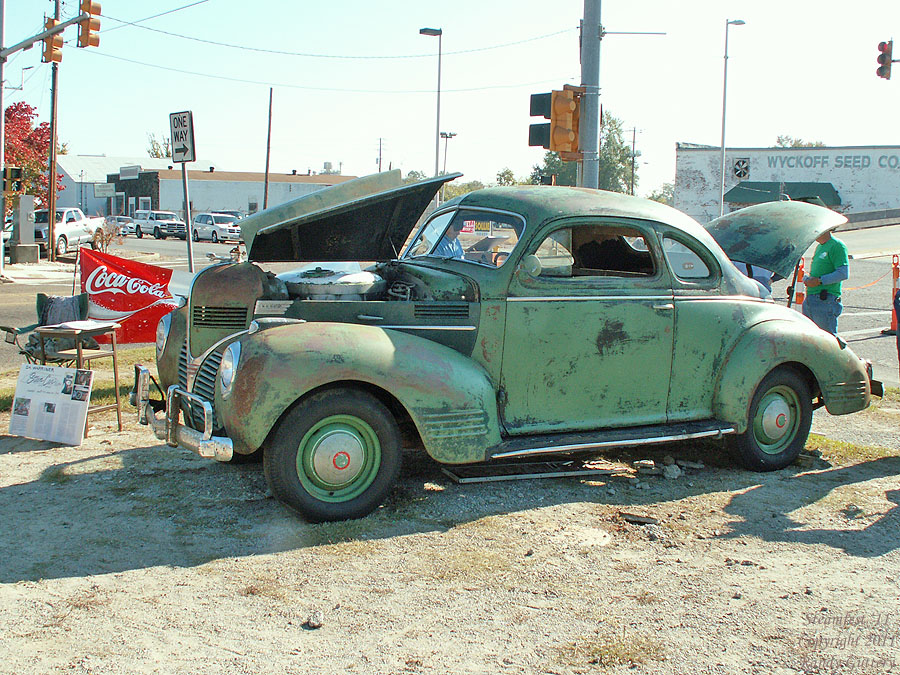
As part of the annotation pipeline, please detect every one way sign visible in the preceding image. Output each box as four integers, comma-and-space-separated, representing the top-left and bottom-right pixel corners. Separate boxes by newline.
169, 110, 196, 163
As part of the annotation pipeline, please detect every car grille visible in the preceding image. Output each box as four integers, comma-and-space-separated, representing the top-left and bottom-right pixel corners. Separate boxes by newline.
414, 303, 470, 319
192, 306, 248, 330
177, 340, 223, 431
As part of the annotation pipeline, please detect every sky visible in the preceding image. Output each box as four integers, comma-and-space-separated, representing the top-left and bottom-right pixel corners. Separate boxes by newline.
3, 0, 900, 197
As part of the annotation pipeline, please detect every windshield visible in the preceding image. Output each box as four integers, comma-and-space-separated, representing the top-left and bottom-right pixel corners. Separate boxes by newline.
213, 215, 237, 224
153, 212, 179, 220
34, 210, 64, 225
403, 208, 525, 267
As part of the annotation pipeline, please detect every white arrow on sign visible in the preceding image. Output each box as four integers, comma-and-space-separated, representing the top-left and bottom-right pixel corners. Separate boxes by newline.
169, 110, 196, 163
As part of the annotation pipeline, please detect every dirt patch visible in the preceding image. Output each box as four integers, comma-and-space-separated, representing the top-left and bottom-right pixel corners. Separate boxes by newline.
1, 400, 899, 674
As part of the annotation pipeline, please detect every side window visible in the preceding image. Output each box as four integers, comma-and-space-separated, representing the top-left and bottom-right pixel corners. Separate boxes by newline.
662, 235, 712, 280
532, 225, 656, 278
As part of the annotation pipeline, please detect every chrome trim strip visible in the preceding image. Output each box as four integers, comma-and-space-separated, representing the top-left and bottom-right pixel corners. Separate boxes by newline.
509, 295, 673, 302
380, 325, 477, 331
491, 427, 736, 460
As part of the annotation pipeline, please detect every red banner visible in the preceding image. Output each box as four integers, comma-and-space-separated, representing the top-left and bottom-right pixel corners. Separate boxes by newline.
79, 249, 181, 344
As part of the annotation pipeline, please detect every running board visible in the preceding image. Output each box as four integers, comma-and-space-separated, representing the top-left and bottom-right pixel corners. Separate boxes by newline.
489, 421, 736, 460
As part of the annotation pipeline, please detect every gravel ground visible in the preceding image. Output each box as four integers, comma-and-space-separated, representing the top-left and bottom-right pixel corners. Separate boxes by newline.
1, 393, 898, 674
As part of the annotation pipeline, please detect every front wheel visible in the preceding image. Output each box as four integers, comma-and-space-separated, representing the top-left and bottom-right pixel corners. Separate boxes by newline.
153, 226, 164, 239
264, 388, 402, 522
730, 367, 812, 471
211, 231, 219, 243
136, 226, 143, 238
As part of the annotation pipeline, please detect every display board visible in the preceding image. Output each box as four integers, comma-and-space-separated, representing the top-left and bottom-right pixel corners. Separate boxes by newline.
8, 364, 94, 446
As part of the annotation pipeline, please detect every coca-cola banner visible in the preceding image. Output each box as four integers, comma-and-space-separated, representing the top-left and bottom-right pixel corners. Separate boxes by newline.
79, 249, 182, 344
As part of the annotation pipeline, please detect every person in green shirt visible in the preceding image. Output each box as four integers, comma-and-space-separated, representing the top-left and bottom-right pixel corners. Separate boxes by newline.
802, 228, 849, 334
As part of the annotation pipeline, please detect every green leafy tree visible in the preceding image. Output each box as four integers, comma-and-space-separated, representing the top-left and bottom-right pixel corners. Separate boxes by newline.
529, 111, 635, 192
496, 167, 517, 186
443, 180, 485, 201
403, 170, 428, 184
775, 135, 825, 148
648, 182, 675, 206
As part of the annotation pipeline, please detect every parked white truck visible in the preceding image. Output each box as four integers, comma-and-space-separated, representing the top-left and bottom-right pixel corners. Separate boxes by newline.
34, 207, 104, 256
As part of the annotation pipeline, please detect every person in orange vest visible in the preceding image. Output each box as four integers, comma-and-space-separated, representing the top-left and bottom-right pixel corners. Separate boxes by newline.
802, 227, 849, 334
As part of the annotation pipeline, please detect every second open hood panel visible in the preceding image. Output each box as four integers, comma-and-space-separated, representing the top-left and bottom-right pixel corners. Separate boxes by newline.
244, 170, 461, 262
703, 201, 847, 279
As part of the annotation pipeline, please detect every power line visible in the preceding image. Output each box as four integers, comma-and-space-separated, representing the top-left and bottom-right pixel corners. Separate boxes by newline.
87, 50, 573, 93
97, 17, 575, 59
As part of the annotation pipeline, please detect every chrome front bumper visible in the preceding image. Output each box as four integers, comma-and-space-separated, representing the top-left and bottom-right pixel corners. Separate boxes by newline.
132, 365, 233, 462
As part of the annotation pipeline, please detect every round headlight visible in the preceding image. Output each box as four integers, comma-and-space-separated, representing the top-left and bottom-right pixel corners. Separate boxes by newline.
155, 313, 172, 357
220, 341, 241, 397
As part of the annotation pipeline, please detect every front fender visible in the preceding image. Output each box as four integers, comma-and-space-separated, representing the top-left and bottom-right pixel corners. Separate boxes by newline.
714, 319, 870, 432
216, 322, 502, 464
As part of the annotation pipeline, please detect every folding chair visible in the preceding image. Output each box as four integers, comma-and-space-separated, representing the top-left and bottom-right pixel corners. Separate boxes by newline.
1, 292, 91, 365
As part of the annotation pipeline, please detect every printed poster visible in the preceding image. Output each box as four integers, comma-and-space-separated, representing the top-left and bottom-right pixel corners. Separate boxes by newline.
8, 364, 94, 446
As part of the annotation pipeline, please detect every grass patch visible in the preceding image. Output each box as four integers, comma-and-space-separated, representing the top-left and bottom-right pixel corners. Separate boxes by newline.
805, 434, 900, 464
558, 629, 664, 668
0, 345, 156, 413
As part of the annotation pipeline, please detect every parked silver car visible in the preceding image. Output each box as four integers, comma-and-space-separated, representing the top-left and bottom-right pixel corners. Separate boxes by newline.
191, 212, 242, 243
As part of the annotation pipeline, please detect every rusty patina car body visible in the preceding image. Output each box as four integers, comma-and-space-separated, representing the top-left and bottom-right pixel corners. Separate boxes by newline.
134, 170, 879, 521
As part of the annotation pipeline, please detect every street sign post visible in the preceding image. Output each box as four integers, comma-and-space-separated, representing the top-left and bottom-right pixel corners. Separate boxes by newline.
169, 111, 196, 272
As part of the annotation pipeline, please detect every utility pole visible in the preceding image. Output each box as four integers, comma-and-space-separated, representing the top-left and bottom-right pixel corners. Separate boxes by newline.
629, 127, 636, 195
47, 0, 61, 261
263, 87, 272, 210
377, 138, 383, 172
579, 0, 601, 189
0, 0, 6, 277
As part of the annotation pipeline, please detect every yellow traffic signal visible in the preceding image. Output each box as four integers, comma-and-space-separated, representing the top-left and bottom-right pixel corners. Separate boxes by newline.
78, 0, 101, 48
42, 18, 63, 63
549, 88, 581, 154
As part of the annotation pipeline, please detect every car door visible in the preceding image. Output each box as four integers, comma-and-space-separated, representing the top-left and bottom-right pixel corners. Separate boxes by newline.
500, 218, 675, 435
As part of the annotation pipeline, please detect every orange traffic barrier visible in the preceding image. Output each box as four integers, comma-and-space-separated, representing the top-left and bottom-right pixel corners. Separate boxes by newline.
794, 258, 806, 307
888, 254, 899, 334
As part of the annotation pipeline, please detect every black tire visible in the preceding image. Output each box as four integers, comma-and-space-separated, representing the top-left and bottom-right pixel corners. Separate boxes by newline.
136, 226, 143, 238
192, 230, 199, 242
729, 367, 812, 471
264, 388, 402, 522
211, 231, 218, 243
154, 226, 164, 240
55, 236, 67, 257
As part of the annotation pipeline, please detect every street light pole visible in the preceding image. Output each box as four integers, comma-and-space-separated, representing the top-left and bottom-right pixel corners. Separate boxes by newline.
419, 27, 442, 179
719, 18, 745, 218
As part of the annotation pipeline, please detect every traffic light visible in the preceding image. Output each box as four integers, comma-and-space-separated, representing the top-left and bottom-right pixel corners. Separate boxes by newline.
78, 0, 101, 49
41, 18, 63, 63
3, 167, 23, 193
529, 86, 583, 156
877, 40, 893, 80
550, 88, 579, 153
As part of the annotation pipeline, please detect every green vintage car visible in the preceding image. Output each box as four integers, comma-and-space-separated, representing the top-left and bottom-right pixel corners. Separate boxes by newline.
133, 170, 880, 521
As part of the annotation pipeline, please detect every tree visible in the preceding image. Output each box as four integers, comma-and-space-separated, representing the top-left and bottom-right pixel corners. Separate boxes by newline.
147, 132, 171, 158
775, 135, 825, 148
648, 182, 675, 206
443, 180, 485, 201
529, 111, 636, 192
4, 101, 64, 213
402, 170, 427, 184
496, 168, 517, 186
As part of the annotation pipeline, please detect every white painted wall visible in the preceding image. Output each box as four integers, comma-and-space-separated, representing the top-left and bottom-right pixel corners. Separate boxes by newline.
159, 179, 327, 218
675, 145, 900, 223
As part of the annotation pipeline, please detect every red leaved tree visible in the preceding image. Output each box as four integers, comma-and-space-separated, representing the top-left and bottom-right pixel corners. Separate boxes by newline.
4, 101, 64, 214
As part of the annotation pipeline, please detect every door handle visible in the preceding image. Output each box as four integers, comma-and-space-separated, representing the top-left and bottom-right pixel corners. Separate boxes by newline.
652, 303, 674, 310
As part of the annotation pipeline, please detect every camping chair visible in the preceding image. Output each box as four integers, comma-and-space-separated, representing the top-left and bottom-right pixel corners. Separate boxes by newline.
1, 292, 92, 365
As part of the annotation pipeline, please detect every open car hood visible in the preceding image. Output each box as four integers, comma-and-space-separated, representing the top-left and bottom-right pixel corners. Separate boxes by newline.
703, 201, 847, 279
244, 170, 461, 262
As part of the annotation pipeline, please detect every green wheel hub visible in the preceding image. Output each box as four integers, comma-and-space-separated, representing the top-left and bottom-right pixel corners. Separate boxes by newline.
296, 414, 382, 502
752, 385, 801, 455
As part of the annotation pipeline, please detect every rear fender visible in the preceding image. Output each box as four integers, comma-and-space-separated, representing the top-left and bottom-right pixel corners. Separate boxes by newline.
216, 322, 501, 464
714, 319, 870, 432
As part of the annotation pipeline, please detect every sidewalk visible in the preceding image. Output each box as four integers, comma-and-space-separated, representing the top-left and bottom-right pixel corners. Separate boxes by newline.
0, 260, 76, 285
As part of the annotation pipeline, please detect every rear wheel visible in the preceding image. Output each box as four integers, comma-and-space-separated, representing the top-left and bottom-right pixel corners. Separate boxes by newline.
55, 236, 67, 257
264, 388, 402, 522
211, 231, 219, 243
192, 230, 199, 242
730, 367, 812, 471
